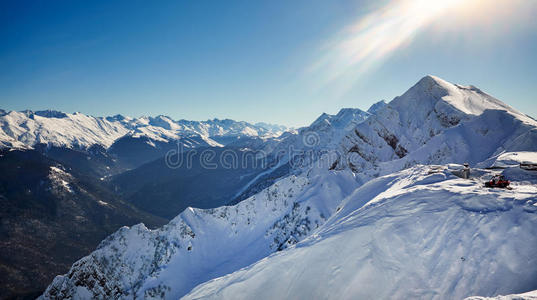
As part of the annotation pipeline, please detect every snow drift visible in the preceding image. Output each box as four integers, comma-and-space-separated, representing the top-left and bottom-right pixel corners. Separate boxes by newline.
466, 290, 537, 300
184, 165, 537, 299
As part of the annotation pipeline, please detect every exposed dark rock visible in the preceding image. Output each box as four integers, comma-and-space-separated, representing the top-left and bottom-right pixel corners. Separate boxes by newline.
395, 145, 408, 158
0, 149, 166, 299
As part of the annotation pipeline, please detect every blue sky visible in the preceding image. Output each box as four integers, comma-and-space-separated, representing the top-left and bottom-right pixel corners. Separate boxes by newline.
1, 0, 536, 127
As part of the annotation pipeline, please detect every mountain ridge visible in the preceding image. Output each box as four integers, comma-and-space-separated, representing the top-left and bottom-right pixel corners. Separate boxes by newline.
38, 75, 537, 299
0, 111, 289, 150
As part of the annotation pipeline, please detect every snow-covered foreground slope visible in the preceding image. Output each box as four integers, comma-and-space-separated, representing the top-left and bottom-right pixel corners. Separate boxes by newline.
0, 110, 287, 149
480, 151, 537, 168
185, 166, 537, 300
40, 163, 537, 300
466, 290, 537, 300
40, 167, 359, 299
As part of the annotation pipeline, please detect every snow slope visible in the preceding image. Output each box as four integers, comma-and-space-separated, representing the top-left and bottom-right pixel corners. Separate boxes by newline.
0, 110, 287, 149
40, 167, 359, 299
479, 151, 537, 168
185, 165, 537, 300
466, 290, 537, 300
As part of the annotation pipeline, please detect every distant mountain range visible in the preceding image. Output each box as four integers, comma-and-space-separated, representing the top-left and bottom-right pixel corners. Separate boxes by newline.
0, 111, 288, 150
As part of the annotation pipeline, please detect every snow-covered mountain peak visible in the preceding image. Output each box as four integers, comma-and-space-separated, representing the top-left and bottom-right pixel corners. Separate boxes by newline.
394, 75, 518, 119
336, 108, 366, 118
367, 100, 387, 114
409, 74, 462, 96
309, 108, 370, 132
148, 115, 180, 130
105, 114, 128, 122
334, 75, 537, 176
417, 74, 451, 88
309, 112, 331, 129
333, 108, 371, 129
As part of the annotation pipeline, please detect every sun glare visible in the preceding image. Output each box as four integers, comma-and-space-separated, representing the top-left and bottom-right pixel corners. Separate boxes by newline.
308, 0, 526, 96
415, 0, 466, 16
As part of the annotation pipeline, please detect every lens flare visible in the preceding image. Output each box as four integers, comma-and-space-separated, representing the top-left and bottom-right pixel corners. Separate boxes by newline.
308, 0, 534, 95
312, 0, 464, 82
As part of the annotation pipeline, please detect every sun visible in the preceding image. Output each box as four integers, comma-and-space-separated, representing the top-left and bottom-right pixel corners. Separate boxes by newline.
310, 0, 472, 92
414, 0, 466, 16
